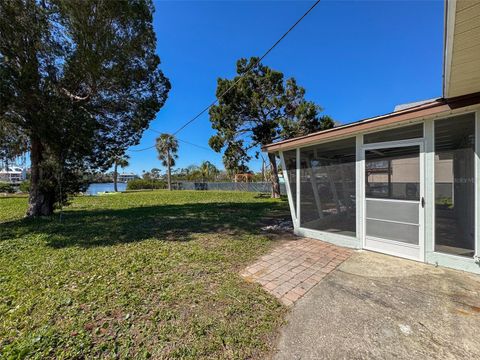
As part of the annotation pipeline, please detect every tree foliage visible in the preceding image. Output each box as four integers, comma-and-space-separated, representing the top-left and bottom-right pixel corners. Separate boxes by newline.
198, 161, 219, 181
113, 153, 130, 192
155, 133, 178, 190
155, 134, 179, 168
209, 57, 334, 197
0, 0, 170, 215
150, 168, 162, 179
168, 162, 225, 182
0, 121, 28, 163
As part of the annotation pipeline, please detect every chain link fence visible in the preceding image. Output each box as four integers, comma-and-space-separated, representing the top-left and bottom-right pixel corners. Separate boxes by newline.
171, 181, 286, 194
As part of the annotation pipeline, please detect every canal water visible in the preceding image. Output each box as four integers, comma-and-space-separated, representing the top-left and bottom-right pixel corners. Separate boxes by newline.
85, 183, 127, 195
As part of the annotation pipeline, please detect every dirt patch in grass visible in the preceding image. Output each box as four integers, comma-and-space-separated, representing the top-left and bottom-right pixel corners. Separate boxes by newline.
0, 191, 290, 359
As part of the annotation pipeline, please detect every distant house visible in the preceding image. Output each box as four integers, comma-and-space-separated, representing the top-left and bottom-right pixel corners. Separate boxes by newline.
264, 0, 480, 274
118, 173, 137, 183
0, 166, 27, 184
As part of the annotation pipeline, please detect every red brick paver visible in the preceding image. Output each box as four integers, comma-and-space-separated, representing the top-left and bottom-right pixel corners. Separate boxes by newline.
241, 238, 353, 306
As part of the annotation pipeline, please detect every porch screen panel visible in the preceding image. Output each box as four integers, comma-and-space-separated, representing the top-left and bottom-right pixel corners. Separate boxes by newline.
364, 124, 423, 144
366, 219, 418, 245
365, 146, 420, 245
283, 150, 297, 217
299, 138, 356, 237
366, 199, 418, 224
434, 114, 475, 258
365, 146, 420, 201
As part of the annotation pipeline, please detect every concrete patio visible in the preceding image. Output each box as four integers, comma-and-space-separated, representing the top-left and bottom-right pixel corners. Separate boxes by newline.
273, 250, 480, 359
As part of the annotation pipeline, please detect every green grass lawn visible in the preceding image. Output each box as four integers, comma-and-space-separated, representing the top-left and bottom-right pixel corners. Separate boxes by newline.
0, 191, 289, 359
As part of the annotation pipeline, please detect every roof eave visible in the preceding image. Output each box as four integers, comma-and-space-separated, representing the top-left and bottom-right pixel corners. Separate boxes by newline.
443, 0, 456, 98
263, 92, 480, 153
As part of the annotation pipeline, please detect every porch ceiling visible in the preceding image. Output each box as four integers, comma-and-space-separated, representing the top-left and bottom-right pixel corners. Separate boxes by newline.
444, 0, 480, 98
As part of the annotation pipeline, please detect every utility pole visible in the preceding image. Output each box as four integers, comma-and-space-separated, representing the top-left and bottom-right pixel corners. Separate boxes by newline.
261, 156, 266, 182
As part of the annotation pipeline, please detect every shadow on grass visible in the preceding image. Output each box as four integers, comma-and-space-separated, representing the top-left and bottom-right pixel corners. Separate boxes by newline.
0, 201, 289, 249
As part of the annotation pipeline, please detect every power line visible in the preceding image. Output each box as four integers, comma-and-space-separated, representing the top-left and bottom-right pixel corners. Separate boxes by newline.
129, 0, 321, 153
128, 135, 212, 153
177, 138, 212, 152
171, 0, 321, 136
147, 128, 163, 134
146, 127, 213, 151
128, 144, 156, 152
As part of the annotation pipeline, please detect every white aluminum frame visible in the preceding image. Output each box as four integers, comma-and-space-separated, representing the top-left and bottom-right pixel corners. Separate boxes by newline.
279, 151, 298, 227
425, 110, 480, 273
355, 134, 364, 248
276, 106, 480, 274
361, 138, 425, 262
294, 138, 361, 249
474, 110, 480, 262
296, 147, 301, 227
476, 110, 480, 261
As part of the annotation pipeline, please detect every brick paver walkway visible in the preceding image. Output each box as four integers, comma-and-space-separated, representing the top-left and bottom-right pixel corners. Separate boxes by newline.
241, 238, 353, 306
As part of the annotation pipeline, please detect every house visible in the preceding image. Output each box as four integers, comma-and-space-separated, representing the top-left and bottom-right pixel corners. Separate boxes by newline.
117, 173, 137, 183
0, 165, 27, 184
263, 0, 480, 274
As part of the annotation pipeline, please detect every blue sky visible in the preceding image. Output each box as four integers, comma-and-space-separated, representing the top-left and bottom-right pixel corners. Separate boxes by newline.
125, 0, 444, 175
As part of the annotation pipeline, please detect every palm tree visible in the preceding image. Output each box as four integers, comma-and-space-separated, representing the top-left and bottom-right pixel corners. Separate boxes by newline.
150, 168, 161, 179
155, 134, 179, 190
113, 154, 130, 192
199, 161, 219, 182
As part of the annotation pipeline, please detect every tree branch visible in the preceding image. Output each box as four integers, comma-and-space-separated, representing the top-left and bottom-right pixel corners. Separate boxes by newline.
61, 87, 90, 101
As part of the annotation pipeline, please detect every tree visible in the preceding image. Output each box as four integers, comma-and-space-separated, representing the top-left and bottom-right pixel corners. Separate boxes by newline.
199, 161, 219, 182
150, 168, 161, 179
209, 57, 334, 198
0, 0, 170, 216
0, 121, 28, 167
185, 164, 200, 180
155, 134, 178, 191
113, 154, 130, 192
221, 142, 251, 180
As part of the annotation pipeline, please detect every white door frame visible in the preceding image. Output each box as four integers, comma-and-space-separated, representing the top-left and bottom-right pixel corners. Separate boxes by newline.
279, 151, 298, 227
361, 138, 425, 262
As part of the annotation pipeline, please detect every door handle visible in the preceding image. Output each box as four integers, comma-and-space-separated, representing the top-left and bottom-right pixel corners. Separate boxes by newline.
421, 197, 425, 208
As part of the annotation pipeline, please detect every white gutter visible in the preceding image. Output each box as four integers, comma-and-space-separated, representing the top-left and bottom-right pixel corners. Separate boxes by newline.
443, 0, 457, 98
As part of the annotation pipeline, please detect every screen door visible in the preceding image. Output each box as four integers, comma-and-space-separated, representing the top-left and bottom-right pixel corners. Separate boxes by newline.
363, 141, 424, 261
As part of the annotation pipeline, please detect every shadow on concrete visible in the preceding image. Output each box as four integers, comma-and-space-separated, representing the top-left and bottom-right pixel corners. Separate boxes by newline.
274, 251, 480, 360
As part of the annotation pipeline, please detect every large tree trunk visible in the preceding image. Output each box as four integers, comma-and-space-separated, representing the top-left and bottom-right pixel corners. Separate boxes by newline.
113, 161, 118, 192
167, 151, 172, 191
268, 152, 281, 199
26, 136, 54, 217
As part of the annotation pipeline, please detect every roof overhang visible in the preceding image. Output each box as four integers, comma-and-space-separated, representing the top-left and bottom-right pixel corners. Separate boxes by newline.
443, 0, 480, 98
263, 92, 480, 152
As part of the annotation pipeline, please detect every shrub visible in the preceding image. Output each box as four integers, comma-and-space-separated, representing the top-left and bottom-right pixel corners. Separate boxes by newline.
126, 179, 166, 190
436, 197, 453, 209
0, 182, 15, 193
19, 180, 30, 193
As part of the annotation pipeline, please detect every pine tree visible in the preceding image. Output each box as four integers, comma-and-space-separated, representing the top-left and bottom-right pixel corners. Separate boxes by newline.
209, 57, 333, 198
0, 0, 170, 216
